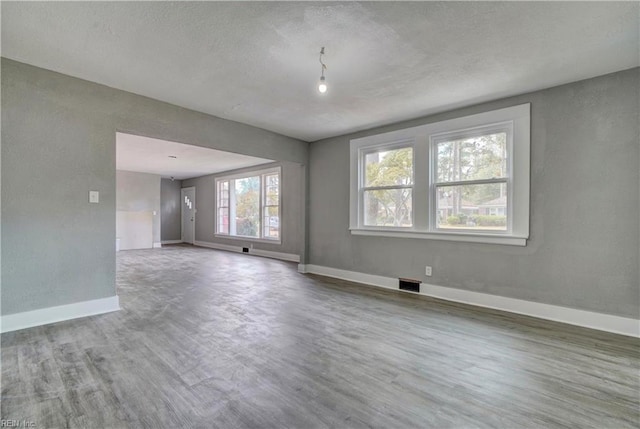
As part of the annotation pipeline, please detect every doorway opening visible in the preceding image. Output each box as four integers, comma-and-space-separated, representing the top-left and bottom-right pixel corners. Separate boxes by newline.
181, 187, 196, 244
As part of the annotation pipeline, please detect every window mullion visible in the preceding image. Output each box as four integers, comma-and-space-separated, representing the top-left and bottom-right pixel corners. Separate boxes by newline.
259, 175, 263, 239
413, 136, 430, 231
363, 185, 413, 192
435, 178, 508, 187
229, 179, 237, 236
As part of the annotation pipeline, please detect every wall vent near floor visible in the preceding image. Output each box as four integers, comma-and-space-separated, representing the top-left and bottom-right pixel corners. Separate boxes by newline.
242, 247, 249, 253
399, 278, 421, 293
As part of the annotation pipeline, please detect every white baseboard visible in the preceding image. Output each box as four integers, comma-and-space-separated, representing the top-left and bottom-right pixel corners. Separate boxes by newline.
161, 240, 182, 245
1, 295, 121, 333
249, 248, 300, 262
194, 240, 239, 253
304, 264, 640, 338
153, 242, 162, 248
194, 240, 300, 263
298, 264, 307, 273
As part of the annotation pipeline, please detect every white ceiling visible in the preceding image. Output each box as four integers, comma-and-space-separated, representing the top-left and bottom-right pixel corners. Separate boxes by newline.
116, 132, 273, 180
2, 2, 638, 142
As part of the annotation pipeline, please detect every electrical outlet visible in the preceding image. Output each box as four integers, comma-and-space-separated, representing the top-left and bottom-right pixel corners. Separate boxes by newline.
425, 266, 432, 276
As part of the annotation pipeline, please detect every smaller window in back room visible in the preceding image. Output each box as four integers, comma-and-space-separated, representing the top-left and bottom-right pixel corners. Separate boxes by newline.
215, 166, 281, 242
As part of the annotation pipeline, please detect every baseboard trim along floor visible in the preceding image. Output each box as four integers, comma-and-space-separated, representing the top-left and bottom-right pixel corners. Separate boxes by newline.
299, 264, 640, 338
161, 240, 182, 245
194, 240, 300, 263
1, 295, 120, 333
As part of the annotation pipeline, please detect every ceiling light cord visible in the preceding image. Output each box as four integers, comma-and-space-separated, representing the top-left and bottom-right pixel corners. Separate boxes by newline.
318, 47, 328, 94
319, 47, 327, 78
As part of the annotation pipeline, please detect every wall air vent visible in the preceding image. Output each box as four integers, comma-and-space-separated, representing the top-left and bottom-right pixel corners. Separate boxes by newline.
399, 278, 421, 293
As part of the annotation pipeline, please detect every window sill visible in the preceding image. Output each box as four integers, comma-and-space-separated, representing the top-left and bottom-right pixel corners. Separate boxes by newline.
214, 234, 281, 245
349, 228, 527, 246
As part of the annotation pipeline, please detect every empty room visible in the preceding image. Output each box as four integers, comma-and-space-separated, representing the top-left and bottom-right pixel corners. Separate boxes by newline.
1, 2, 639, 428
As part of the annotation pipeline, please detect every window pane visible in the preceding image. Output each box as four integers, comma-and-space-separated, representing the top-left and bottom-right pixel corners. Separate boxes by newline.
216, 181, 229, 234
263, 206, 279, 239
436, 133, 507, 183
218, 193, 228, 208
235, 176, 260, 237
364, 189, 412, 227
264, 174, 279, 206
436, 183, 507, 231
365, 147, 413, 187
217, 208, 229, 234
217, 181, 229, 206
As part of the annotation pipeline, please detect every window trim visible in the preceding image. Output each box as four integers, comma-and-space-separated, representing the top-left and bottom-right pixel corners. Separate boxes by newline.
359, 140, 415, 229
216, 180, 230, 235
349, 103, 530, 246
215, 166, 282, 243
429, 122, 513, 235
262, 171, 281, 240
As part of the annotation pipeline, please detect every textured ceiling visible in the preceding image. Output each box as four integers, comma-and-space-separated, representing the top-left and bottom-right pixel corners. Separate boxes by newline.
116, 133, 273, 180
2, 2, 638, 141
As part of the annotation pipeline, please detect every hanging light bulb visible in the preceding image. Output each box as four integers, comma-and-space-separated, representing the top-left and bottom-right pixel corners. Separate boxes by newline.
318, 47, 327, 94
318, 76, 327, 94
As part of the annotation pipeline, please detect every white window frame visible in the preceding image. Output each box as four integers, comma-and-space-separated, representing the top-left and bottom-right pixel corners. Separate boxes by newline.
349, 104, 530, 246
215, 166, 282, 243
216, 180, 230, 235
359, 140, 415, 230
430, 122, 513, 234
262, 171, 281, 240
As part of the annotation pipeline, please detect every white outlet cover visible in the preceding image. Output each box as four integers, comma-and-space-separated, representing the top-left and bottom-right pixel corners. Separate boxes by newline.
425, 266, 432, 276
89, 191, 99, 203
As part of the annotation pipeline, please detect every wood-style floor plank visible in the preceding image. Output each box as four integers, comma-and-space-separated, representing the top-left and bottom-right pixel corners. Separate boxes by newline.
2, 244, 639, 428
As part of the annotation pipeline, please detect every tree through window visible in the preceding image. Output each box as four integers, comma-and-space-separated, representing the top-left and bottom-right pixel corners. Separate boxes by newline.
362, 146, 413, 227
433, 129, 509, 231
216, 167, 281, 241
350, 103, 530, 246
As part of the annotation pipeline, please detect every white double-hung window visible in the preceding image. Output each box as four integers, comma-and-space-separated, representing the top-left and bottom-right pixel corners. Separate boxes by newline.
350, 104, 530, 246
215, 166, 281, 242
431, 124, 511, 232
361, 145, 414, 228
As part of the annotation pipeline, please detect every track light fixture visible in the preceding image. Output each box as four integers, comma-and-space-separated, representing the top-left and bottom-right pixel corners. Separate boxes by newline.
318, 47, 327, 94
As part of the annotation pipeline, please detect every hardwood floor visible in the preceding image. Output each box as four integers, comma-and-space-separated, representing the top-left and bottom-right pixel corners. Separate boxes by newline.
2, 245, 639, 428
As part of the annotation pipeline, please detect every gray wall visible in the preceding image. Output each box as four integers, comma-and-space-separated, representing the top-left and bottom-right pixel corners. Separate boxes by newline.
309, 68, 639, 319
182, 161, 305, 257
3, 55, 637, 321
1, 58, 308, 315
116, 170, 161, 245
161, 178, 182, 241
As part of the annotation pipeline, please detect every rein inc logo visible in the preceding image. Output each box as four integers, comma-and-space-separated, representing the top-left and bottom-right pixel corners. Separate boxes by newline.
1, 420, 35, 428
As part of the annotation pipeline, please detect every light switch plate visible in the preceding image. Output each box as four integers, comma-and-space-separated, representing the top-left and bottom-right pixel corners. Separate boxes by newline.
89, 191, 99, 203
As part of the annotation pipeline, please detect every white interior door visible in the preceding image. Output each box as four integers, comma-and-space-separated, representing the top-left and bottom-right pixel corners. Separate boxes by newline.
181, 187, 196, 244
